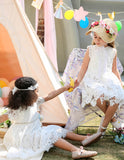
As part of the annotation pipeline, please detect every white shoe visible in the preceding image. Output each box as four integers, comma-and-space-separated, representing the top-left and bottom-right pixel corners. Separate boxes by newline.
72, 146, 97, 159
81, 132, 102, 146
111, 120, 124, 130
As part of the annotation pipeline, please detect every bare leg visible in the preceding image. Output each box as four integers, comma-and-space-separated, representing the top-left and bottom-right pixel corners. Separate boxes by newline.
80, 99, 118, 146
97, 99, 117, 123
100, 103, 118, 132
54, 132, 87, 151
97, 98, 108, 113
54, 138, 78, 152
65, 132, 87, 141
54, 138, 98, 159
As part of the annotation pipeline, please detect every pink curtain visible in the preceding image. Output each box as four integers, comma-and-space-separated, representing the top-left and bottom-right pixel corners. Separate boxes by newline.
44, 0, 58, 71
35, 9, 39, 33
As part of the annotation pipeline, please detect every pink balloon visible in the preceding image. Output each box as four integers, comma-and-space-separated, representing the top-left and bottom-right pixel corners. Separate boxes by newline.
2, 97, 9, 106
0, 97, 4, 107
2, 87, 11, 98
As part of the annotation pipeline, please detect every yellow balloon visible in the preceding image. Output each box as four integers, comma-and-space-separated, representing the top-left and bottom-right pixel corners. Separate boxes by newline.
64, 10, 74, 20
0, 78, 9, 86
0, 80, 7, 88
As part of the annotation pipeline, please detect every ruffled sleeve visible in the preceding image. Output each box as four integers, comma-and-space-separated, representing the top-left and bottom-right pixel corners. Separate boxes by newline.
108, 47, 117, 63
87, 45, 93, 58
36, 97, 45, 111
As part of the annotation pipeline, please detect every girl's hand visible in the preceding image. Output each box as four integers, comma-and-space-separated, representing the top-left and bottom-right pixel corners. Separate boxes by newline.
64, 84, 74, 91
74, 79, 80, 88
67, 77, 74, 92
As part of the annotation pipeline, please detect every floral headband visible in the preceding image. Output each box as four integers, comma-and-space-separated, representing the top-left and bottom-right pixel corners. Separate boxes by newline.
89, 20, 117, 37
12, 83, 39, 95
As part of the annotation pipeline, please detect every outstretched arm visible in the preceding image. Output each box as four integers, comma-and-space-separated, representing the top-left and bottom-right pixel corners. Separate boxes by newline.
43, 85, 71, 102
74, 49, 90, 88
112, 52, 123, 87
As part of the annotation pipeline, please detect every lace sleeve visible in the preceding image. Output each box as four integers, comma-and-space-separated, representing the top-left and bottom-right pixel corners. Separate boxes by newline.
87, 45, 92, 58
8, 109, 20, 121
36, 97, 45, 111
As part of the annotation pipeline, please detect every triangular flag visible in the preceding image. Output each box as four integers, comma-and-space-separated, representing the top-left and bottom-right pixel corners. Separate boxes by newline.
108, 11, 115, 20
31, 0, 43, 10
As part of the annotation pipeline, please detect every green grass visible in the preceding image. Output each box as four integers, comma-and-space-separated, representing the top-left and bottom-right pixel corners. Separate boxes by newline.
42, 116, 124, 160
42, 137, 124, 160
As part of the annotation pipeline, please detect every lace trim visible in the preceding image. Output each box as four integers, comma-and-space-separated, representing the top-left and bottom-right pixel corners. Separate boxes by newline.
41, 128, 68, 152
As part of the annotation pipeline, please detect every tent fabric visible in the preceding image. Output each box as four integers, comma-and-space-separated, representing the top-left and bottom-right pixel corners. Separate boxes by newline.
0, 0, 69, 125
19, 0, 25, 10
0, 24, 23, 81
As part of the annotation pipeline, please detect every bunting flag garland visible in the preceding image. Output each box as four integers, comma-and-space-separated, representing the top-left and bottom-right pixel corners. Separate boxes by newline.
79, 17, 89, 28
54, 0, 66, 19
108, 11, 115, 20
31, 0, 123, 31
74, 6, 88, 21
53, 0, 123, 31
64, 10, 74, 20
97, 12, 102, 21
31, 0, 44, 10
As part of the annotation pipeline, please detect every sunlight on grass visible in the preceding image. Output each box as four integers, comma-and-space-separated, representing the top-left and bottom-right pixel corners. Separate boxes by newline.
74, 114, 113, 135
43, 136, 124, 160
42, 116, 124, 160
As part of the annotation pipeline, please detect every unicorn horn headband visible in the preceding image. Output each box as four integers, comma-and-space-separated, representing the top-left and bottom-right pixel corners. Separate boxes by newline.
12, 83, 38, 95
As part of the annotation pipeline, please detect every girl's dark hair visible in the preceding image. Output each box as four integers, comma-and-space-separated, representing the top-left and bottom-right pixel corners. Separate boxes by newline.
8, 77, 38, 110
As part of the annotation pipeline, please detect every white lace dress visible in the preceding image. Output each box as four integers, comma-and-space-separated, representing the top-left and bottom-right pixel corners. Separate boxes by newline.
0, 98, 68, 160
65, 45, 124, 130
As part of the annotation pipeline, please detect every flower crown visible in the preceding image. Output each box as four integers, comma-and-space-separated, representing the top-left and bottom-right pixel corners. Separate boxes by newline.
89, 20, 117, 37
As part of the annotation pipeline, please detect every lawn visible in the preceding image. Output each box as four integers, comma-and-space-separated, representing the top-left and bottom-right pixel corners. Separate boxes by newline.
0, 109, 124, 160
42, 115, 124, 160
42, 137, 124, 160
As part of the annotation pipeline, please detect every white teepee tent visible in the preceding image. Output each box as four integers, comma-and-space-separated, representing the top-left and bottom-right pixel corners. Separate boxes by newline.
0, 0, 69, 125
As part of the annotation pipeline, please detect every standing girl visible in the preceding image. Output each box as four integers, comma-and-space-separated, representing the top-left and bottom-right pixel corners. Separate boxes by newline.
65, 18, 124, 145
0, 77, 97, 160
